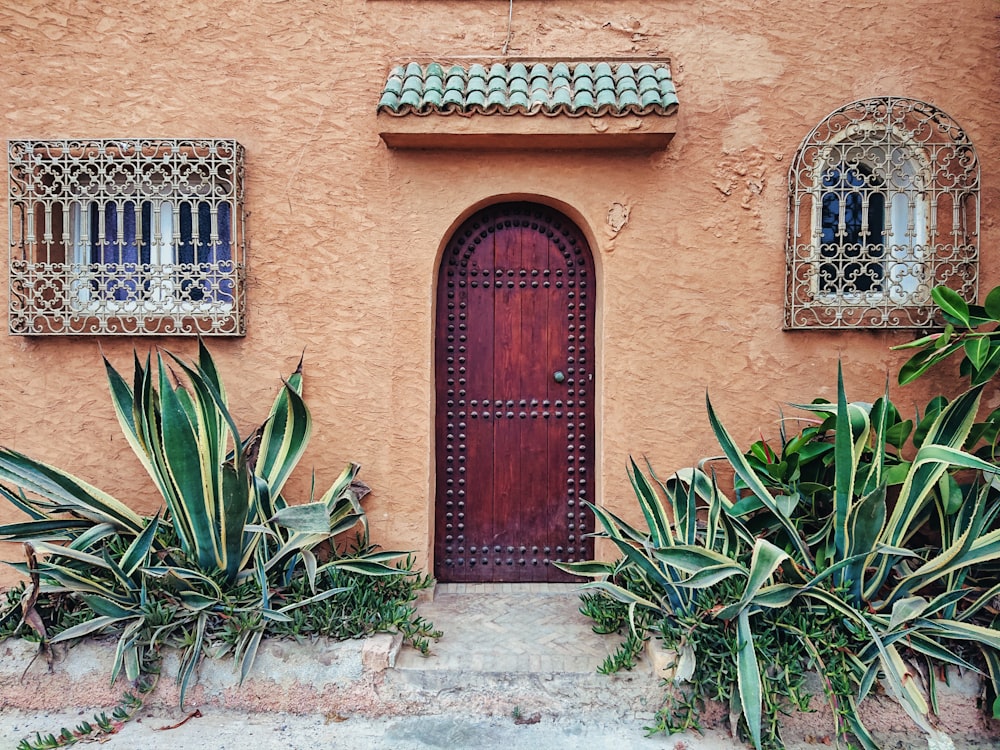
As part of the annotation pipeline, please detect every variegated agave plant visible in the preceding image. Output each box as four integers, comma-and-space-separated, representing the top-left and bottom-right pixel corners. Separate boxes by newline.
0, 341, 413, 706
563, 365, 1000, 750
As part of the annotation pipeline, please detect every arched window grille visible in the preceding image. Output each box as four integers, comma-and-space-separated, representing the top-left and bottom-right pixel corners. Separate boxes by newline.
785, 97, 979, 329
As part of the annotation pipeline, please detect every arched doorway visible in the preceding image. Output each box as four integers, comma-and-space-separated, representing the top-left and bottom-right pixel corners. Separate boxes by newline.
434, 202, 596, 582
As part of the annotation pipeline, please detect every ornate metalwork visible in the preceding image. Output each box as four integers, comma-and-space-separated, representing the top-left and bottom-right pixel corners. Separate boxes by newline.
785, 98, 979, 329
8, 139, 246, 335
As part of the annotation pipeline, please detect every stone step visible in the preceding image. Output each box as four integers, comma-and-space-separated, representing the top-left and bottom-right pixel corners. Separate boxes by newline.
383, 583, 666, 718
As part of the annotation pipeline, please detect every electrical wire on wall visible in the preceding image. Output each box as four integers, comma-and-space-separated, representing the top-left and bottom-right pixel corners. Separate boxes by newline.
501, 0, 513, 56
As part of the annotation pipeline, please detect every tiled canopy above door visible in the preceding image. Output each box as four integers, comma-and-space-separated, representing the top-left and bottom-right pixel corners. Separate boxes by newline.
377, 60, 678, 150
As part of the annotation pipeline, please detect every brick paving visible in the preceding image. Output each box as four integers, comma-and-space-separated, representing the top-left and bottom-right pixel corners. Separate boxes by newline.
394, 583, 621, 673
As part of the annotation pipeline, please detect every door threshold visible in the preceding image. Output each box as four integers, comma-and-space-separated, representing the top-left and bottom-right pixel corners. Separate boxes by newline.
433, 582, 580, 595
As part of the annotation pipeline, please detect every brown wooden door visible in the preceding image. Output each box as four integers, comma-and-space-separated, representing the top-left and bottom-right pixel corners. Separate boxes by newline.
435, 203, 595, 582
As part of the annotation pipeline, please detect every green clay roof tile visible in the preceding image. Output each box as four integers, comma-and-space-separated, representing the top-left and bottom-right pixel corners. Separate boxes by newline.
442, 88, 465, 107
594, 75, 615, 92
377, 60, 679, 117
595, 89, 617, 109
640, 89, 662, 108
508, 91, 531, 109
573, 90, 596, 110
377, 91, 399, 110
399, 89, 422, 108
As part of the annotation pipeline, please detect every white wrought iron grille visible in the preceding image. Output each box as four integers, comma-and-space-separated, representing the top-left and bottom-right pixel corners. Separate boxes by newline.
785, 98, 979, 329
8, 139, 246, 335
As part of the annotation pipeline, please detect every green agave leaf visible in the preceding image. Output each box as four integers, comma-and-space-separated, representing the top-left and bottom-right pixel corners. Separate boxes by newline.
650, 545, 743, 574
882, 643, 932, 731
628, 457, 672, 548
554, 560, 615, 577
81, 594, 141, 619
603, 533, 686, 604
178, 612, 208, 710
751, 583, 801, 608
0, 481, 46, 520
919, 618, 1000, 651
673, 563, 747, 589
736, 610, 763, 750
887, 596, 928, 631
33, 541, 113, 572
120, 514, 161, 577
261, 608, 294, 622
884, 388, 986, 550
320, 558, 409, 576
904, 629, 981, 673
270, 502, 330, 534
844, 485, 886, 603
956, 581, 1000, 621
319, 463, 369, 509
111, 619, 144, 684
716, 539, 788, 621
275, 586, 350, 613
741, 539, 789, 604
68, 522, 120, 552
255, 371, 311, 498
0, 518, 94, 541
142, 566, 225, 598
177, 590, 220, 611
32, 564, 121, 600
263, 531, 329, 572
218, 463, 253, 581
238, 628, 264, 685
981, 649, 1000, 719
195, 338, 227, 402
301, 547, 318, 592
156, 356, 218, 569
706, 395, 811, 565
649, 461, 698, 545
104, 356, 167, 496
576, 580, 660, 611
49, 615, 133, 643
0, 448, 144, 533
833, 363, 862, 566
844, 706, 881, 750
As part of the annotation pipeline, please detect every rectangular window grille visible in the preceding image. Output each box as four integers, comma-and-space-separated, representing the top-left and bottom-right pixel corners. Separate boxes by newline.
8, 139, 246, 335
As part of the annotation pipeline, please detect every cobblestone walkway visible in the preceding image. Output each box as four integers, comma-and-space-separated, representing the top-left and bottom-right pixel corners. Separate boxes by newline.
395, 583, 621, 673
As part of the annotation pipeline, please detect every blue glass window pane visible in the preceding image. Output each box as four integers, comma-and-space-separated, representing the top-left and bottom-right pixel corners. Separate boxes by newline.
819, 165, 885, 294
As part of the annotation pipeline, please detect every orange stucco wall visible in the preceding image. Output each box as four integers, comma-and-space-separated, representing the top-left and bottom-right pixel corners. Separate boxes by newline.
2, 0, 998, 584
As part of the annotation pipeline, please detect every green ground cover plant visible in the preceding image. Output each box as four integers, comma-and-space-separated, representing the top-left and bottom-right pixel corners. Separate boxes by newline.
562, 287, 1000, 750
0, 342, 438, 749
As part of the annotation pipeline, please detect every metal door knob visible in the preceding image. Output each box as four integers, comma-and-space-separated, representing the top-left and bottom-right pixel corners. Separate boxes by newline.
553, 371, 566, 383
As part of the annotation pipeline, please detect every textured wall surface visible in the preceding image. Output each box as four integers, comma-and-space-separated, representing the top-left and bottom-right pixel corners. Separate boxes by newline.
1, 0, 998, 583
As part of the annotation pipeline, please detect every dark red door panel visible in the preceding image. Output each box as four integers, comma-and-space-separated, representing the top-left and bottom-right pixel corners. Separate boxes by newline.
435, 203, 595, 582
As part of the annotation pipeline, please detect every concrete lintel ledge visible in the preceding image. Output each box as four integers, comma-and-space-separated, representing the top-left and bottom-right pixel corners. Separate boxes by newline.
377, 113, 676, 150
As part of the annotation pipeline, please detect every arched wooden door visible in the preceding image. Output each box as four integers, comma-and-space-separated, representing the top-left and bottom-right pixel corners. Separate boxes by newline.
435, 202, 596, 582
